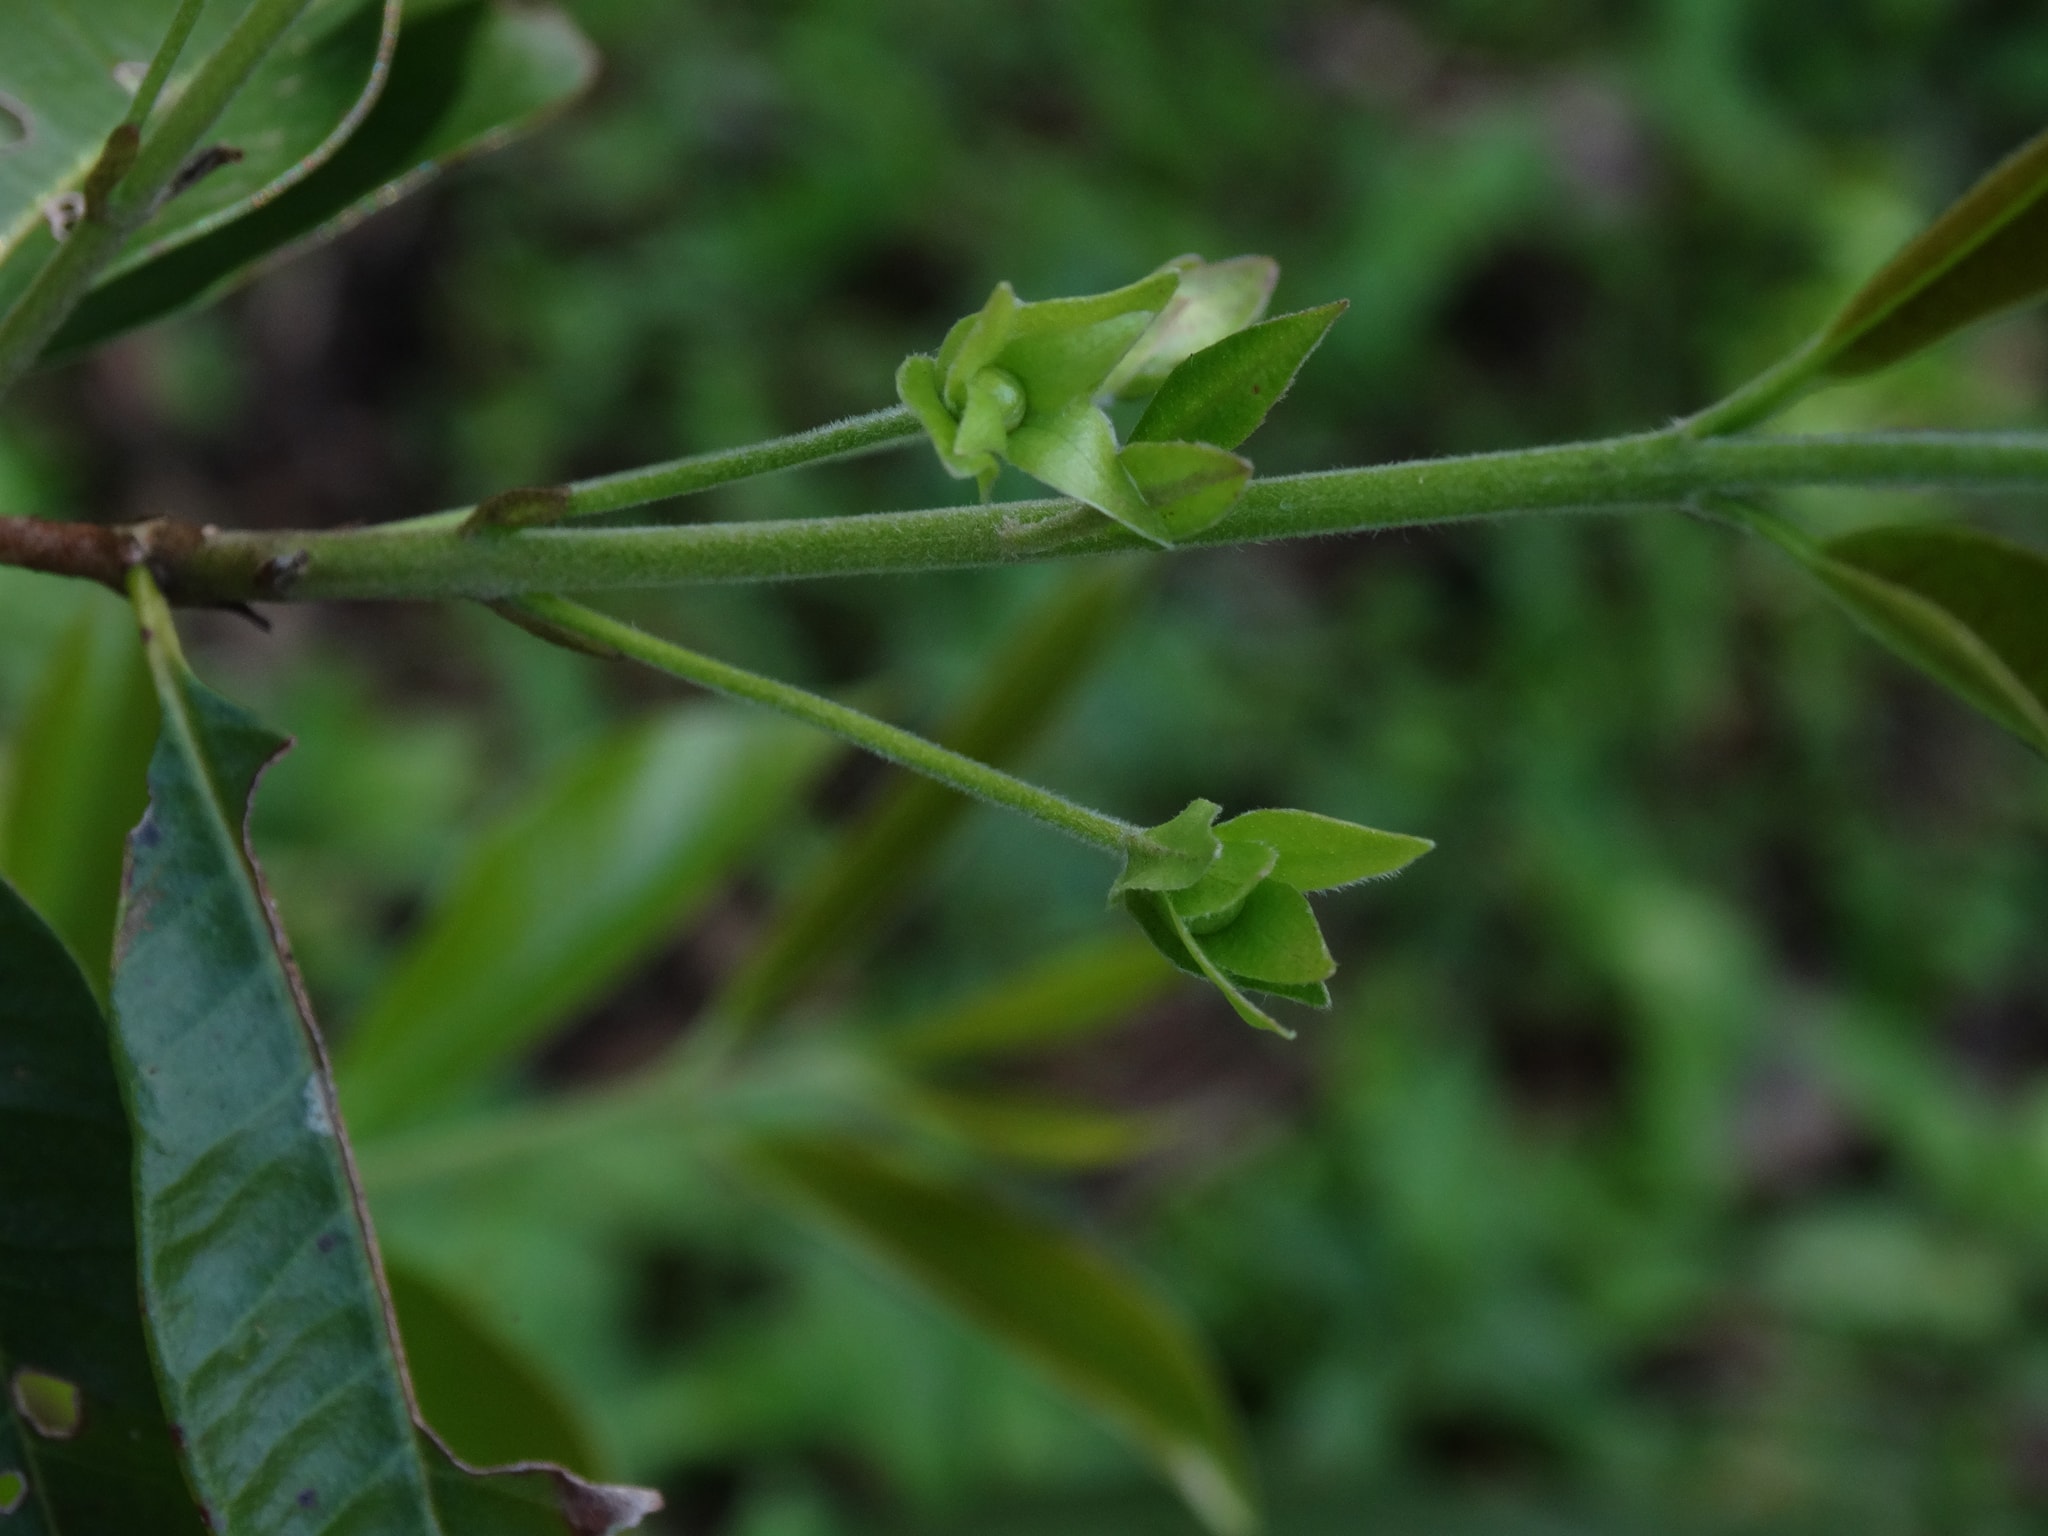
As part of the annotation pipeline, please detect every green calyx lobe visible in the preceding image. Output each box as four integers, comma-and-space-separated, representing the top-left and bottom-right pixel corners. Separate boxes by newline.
898, 257, 1318, 545
1113, 801, 1432, 1036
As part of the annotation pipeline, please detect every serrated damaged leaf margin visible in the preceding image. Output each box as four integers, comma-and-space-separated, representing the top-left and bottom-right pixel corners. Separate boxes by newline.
117, 568, 657, 1536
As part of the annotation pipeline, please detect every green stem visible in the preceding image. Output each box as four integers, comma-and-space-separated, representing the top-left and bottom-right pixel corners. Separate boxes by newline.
513, 595, 1144, 857
159, 428, 2048, 604
122, 0, 208, 129
0, 0, 315, 401
1681, 342, 1827, 438
395, 406, 924, 533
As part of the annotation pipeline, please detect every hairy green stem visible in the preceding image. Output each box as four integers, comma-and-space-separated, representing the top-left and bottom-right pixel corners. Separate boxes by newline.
148, 428, 2048, 604
0, 0, 315, 401
513, 595, 1144, 856
399, 406, 924, 533
1681, 343, 1828, 438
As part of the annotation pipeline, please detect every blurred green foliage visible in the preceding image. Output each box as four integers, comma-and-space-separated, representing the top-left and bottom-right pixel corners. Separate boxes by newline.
8, 1, 2048, 1532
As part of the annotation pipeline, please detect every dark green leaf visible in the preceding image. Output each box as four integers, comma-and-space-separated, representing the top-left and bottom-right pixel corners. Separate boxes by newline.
1112, 799, 1222, 897
114, 574, 658, 1534
0, 0, 402, 322
0, 875, 204, 1534
0, 594, 156, 997
1821, 125, 2048, 377
340, 707, 823, 1136
1131, 302, 1346, 450
744, 1136, 1258, 1536
49, 0, 599, 357
1216, 808, 1433, 891
1778, 521, 2048, 755
882, 933, 1177, 1064
388, 1261, 603, 1477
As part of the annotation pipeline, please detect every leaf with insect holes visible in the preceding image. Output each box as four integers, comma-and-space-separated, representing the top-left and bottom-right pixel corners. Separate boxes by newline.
1132, 302, 1346, 450
115, 573, 659, 1536
0, 0, 403, 323
0, 875, 205, 1534
1216, 808, 1434, 891
1818, 125, 2048, 377
1757, 518, 2048, 757
45, 0, 599, 359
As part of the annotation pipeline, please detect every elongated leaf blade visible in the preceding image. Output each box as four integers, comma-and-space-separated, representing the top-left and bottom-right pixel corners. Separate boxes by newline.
1132, 302, 1345, 450
0, 876, 205, 1535
0, 0, 402, 320
1810, 523, 2048, 754
882, 934, 1176, 1064
388, 1262, 602, 1478
116, 597, 442, 1534
114, 576, 658, 1535
52, 0, 599, 357
1822, 126, 2048, 377
0, 594, 157, 996
744, 1136, 1258, 1536
340, 707, 823, 1137
900, 1086, 1164, 1169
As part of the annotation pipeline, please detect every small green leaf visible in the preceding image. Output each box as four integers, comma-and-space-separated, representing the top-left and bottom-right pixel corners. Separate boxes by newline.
1216, 808, 1434, 891
743, 1136, 1259, 1536
1764, 519, 2048, 756
937, 280, 1022, 407
896, 352, 991, 485
1169, 837, 1276, 934
1132, 302, 1346, 450
1196, 881, 1335, 988
1112, 799, 1222, 897
882, 933, 1176, 1064
388, 1260, 603, 1477
1007, 399, 1172, 543
340, 707, 823, 1136
49, 1, 600, 357
0, 876, 203, 1533
1819, 125, 2048, 377
1154, 893, 1290, 1038
1105, 255, 1280, 399
0, 593, 156, 996
1119, 441, 1253, 541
